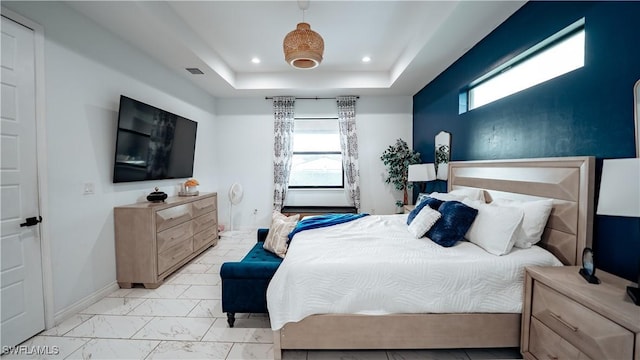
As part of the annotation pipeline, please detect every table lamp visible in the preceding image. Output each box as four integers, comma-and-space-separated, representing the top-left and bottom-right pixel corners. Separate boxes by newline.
597, 158, 640, 305
408, 163, 436, 200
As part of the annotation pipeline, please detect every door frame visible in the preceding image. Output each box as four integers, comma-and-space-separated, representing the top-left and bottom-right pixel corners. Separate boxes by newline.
1, 7, 55, 330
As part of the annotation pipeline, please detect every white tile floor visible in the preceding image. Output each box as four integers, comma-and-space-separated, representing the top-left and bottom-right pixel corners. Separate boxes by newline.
6, 230, 522, 359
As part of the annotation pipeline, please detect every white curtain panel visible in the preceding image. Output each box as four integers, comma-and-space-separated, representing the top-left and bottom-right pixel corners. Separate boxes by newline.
337, 96, 362, 211
272, 96, 296, 211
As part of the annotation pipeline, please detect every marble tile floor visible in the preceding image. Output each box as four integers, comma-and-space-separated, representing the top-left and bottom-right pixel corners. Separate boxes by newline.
5, 229, 523, 360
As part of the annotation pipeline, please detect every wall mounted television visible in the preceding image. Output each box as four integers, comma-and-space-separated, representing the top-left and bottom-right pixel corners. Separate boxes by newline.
113, 95, 197, 183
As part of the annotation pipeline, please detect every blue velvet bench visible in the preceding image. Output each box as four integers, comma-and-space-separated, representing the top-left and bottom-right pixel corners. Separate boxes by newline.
220, 228, 281, 327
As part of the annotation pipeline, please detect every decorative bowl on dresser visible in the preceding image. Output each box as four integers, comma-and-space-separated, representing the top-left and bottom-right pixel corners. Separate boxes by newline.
521, 266, 640, 360
114, 192, 218, 289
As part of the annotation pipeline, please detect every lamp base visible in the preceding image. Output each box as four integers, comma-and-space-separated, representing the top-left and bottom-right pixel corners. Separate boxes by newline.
579, 268, 600, 284
627, 286, 640, 306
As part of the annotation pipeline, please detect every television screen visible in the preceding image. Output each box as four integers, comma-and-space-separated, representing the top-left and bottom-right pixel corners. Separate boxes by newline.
113, 95, 197, 183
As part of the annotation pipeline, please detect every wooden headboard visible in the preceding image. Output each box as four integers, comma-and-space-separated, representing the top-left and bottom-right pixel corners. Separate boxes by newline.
448, 157, 595, 266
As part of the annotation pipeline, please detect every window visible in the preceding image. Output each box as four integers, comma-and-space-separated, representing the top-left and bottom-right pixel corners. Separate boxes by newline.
288, 118, 343, 188
465, 18, 585, 111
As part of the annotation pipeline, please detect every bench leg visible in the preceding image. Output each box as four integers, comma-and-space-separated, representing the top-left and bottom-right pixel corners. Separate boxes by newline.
227, 312, 236, 328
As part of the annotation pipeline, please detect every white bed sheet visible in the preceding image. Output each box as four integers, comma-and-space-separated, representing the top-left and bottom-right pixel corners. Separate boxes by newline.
266, 214, 562, 330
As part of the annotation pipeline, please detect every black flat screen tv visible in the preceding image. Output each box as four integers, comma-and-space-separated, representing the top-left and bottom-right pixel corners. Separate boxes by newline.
113, 95, 197, 183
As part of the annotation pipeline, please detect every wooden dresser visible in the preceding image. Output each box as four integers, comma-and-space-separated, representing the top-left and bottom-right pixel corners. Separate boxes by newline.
114, 192, 218, 289
522, 266, 640, 360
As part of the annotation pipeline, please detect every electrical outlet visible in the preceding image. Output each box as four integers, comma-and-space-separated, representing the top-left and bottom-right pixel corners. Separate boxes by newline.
83, 182, 95, 195
253, 209, 258, 215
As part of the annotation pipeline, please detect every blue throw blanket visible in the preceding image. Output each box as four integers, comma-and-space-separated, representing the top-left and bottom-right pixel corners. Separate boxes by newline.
287, 213, 369, 243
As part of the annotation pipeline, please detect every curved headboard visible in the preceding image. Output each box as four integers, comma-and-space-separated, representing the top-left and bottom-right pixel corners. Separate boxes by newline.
448, 157, 595, 266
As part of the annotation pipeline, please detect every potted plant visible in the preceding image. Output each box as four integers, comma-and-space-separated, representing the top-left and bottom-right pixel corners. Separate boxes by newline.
380, 138, 421, 205
395, 200, 405, 214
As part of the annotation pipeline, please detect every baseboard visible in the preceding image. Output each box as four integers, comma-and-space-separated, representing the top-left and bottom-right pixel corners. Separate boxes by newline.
51, 281, 119, 328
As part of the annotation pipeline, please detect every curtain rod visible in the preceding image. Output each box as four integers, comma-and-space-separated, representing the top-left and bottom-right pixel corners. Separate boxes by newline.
264, 96, 359, 100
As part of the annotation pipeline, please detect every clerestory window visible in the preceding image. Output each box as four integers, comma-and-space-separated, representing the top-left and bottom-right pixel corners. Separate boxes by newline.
464, 18, 585, 112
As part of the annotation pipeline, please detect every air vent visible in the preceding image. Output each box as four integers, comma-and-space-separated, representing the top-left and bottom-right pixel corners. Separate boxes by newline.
185, 68, 204, 75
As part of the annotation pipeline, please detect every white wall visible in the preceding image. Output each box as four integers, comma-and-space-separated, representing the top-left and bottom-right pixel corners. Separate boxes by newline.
3, 2, 218, 321
4, 0, 413, 324
215, 96, 413, 230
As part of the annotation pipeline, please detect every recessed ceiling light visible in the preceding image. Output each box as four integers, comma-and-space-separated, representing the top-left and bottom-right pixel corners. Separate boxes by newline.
362, 56, 371, 63
251, 57, 261, 64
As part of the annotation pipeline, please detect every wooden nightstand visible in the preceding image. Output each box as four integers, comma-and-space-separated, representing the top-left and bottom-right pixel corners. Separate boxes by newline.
522, 266, 640, 360
403, 205, 415, 214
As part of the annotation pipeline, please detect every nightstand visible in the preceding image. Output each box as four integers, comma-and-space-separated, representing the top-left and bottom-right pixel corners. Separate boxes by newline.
521, 266, 640, 360
403, 205, 415, 214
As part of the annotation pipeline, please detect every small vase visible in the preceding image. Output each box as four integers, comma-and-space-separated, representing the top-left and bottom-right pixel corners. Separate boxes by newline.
179, 185, 199, 196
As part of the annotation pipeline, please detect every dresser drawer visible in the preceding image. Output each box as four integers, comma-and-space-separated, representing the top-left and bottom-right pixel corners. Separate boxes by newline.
158, 238, 193, 274
529, 317, 588, 360
156, 204, 192, 232
192, 196, 216, 217
192, 211, 216, 235
157, 221, 193, 253
194, 225, 217, 250
532, 282, 634, 359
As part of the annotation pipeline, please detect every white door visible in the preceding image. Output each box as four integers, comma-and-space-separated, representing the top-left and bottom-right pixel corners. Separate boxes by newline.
1, 15, 45, 348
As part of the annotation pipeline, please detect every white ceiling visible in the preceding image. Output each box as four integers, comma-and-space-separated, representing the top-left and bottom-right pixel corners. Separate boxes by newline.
68, 1, 527, 98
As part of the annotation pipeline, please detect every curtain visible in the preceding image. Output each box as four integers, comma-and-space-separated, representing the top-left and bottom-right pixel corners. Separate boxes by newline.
337, 96, 361, 211
272, 96, 296, 211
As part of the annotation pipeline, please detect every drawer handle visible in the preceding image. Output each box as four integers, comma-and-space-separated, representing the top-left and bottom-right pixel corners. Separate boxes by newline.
547, 355, 558, 360
550, 312, 578, 332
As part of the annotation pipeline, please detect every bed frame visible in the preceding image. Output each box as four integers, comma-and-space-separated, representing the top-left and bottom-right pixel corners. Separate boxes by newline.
273, 156, 595, 359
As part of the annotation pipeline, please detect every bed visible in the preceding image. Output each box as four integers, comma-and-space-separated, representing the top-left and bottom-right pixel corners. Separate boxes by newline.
268, 156, 594, 359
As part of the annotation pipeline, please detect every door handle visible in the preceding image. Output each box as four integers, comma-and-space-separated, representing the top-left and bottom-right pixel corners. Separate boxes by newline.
20, 216, 42, 227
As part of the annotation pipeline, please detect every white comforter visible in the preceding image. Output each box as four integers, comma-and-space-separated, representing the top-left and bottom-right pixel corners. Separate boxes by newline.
266, 214, 562, 330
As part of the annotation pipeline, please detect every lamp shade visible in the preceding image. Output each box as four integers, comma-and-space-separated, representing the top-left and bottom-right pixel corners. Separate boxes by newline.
408, 163, 436, 182
597, 158, 640, 217
283, 22, 324, 69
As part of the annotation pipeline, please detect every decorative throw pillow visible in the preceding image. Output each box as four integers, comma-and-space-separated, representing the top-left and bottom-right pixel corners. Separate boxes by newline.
407, 197, 444, 225
492, 198, 553, 248
407, 206, 441, 238
416, 193, 430, 205
426, 201, 478, 247
263, 211, 300, 257
462, 199, 524, 256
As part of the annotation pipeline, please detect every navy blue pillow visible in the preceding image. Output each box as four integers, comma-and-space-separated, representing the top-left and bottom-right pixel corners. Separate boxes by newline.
407, 197, 444, 225
426, 201, 478, 247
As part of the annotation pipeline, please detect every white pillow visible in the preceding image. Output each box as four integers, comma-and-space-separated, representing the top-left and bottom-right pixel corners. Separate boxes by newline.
462, 199, 524, 256
491, 198, 553, 248
263, 211, 300, 258
429, 192, 467, 202
407, 206, 441, 239
449, 188, 486, 202
430, 188, 486, 203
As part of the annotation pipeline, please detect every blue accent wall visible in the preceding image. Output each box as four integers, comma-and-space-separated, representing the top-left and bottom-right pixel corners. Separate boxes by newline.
413, 1, 640, 282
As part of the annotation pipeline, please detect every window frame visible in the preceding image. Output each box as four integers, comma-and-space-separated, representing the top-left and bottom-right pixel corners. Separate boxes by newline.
288, 117, 345, 189
461, 18, 585, 113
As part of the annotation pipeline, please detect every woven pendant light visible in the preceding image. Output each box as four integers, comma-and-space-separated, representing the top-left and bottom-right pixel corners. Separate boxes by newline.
283, 1, 324, 69
283, 22, 324, 69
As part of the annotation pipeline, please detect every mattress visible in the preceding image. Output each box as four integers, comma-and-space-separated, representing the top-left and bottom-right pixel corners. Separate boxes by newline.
266, 214, 562, 330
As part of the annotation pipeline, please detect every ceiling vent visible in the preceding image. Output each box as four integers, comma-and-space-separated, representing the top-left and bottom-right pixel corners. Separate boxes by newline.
186, 68, 204, 75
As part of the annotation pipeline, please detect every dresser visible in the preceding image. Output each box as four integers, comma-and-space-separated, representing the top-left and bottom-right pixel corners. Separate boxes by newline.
522, 266, 640, 360
114, 192, 218, 289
